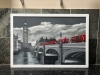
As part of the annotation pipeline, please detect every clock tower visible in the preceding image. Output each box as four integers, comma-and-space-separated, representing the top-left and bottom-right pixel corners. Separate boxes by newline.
23, 20, 28, 48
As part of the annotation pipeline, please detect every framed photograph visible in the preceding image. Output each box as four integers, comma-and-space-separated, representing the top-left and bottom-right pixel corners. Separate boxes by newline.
10, 14, 89, 68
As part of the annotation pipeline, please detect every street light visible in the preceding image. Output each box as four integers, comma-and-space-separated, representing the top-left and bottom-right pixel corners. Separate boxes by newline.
60, 32, 63, 64
43, 38, 45, 64
60, 32, 62, 38
60, 32, 62, 46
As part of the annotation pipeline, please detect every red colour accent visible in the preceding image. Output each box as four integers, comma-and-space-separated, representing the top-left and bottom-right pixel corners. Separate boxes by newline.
70, 34, 86, 43
39, 34, 86, 46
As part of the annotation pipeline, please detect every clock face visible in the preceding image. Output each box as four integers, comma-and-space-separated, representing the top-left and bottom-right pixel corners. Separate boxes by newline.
24, 27, 27, 32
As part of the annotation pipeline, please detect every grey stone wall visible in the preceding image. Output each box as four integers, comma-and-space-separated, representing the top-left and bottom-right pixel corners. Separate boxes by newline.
0, 9, 99, 65
0, 8, 10, 64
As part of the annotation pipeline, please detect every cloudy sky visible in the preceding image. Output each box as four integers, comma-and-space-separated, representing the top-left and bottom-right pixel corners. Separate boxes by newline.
13, 17, 86, 46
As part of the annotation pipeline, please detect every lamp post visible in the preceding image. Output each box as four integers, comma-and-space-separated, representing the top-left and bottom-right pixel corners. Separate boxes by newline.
60, 32, 62, 39
43, 38, 45, 64
59, 32, 63, 64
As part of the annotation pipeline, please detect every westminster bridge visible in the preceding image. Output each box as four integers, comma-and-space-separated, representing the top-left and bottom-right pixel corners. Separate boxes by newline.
33, 42, 85, 65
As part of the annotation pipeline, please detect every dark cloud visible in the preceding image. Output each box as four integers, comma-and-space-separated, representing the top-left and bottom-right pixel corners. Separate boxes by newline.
13, 16, 86, 27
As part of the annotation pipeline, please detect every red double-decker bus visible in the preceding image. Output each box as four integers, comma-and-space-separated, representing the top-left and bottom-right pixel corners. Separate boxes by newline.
70, 34, 86, 43
39, 34, 86, 46
57, 37, 69, 44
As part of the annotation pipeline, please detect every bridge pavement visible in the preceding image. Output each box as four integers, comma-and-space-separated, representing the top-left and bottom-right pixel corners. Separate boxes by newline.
14, 51, 40, 65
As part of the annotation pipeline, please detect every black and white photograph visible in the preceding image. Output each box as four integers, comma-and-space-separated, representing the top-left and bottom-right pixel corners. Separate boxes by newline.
11, 14, 89, 68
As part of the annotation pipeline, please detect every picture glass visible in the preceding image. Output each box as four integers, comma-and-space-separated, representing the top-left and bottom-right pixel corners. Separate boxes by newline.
11, 14, 89, 68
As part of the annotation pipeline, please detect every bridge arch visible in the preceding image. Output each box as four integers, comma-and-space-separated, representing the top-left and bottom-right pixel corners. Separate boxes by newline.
45, 47, 59, 54
45, 49, 59, 64
33, 47, 38, 57
46, 49, 59, 56
64, 51, 85, 64
38, 48, 43, 54
39, 48, 43, 52
35, 48, 37, 52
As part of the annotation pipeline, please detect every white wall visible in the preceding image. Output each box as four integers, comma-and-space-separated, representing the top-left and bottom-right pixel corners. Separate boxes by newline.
0, 0, 100, 9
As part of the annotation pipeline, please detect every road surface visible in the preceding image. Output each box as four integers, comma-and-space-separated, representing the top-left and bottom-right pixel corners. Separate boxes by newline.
14, 51, 40, 65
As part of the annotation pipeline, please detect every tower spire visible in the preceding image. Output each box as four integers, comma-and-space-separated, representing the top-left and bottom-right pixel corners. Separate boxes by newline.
25, 19, 26, 23
24, 19, 27, 25
23, 19, 28, 48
